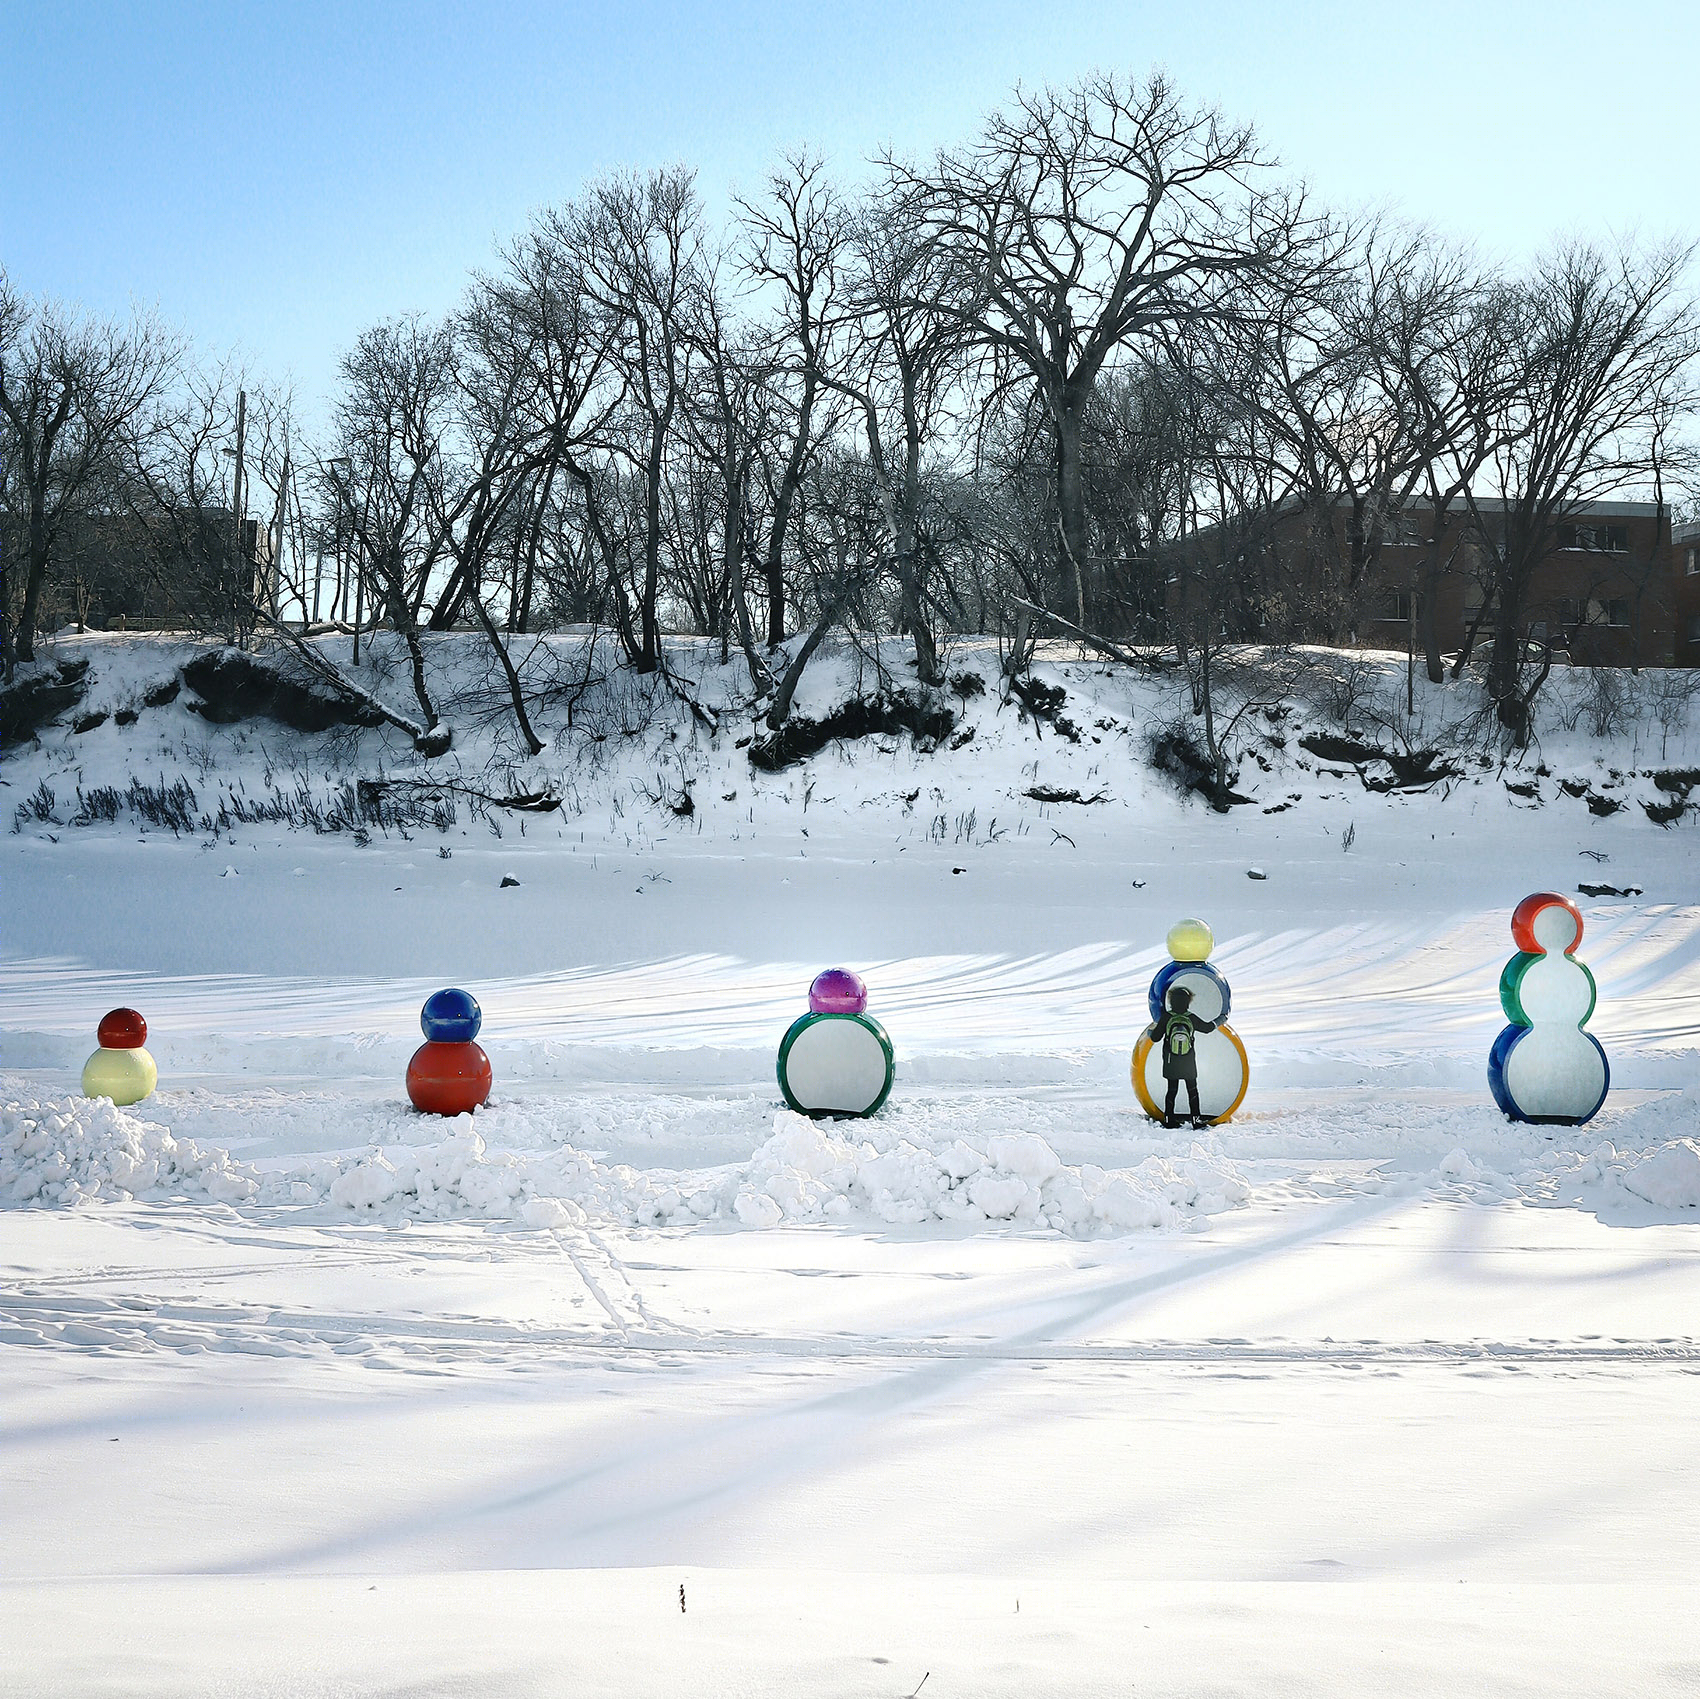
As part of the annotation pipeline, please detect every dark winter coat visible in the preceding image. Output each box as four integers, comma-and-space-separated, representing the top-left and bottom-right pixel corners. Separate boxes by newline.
1151, 1009, 1216, 1080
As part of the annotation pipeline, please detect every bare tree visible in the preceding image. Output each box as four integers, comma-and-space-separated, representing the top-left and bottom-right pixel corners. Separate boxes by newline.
118, 363, 297, 644
1215, 222, 1434, 638
891, 72, 1304, 631
0, 274, 175, 669
554, 169, 705, 672
478, 222, 625, 634
1463, 240, 1700, 740
679, 256, 774, 689
816, 186, 983, 684
737, 150, 849, 647
327, 316, 456, 751
765, 448, 887, 727
1380, 260, 1526, 681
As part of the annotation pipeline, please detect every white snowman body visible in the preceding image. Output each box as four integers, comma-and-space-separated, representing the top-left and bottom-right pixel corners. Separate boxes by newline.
782, 1017, 892, 1115
1135, 1027, 1247, 1121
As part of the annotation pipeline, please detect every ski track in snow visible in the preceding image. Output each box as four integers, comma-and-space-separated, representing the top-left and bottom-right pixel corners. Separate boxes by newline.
7, 1290, 1698, 1368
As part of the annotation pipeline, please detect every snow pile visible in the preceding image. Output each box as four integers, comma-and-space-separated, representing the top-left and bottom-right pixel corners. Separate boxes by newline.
731, 1111, 1250, 1234
1, 1095, 260, 1206
324, 1127, 534, 1216
0, 1091, 1249, 1238
1615, 1140, 1700, 1209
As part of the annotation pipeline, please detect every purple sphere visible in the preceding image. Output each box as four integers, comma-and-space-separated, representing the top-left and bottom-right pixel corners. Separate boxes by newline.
809, 968, 868, 1015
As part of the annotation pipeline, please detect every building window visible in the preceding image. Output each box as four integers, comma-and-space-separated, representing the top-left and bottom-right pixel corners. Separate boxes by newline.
1688, 614, 1700, 643
1557, 522, 1630, 553
1607, 598, 1630, 628
1687, 547, 1699, 577
1380, 590, 1419, 621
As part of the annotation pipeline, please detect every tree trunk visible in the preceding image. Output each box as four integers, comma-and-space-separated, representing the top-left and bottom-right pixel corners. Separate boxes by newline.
896, 417, 939, 686
1419, 552, 1445, 685
1199, 642, 1222, 789
1487, 578, 1524, 724
724, 473, 768, 694
767, 542, 859, 729
468, 587, 544, 756
1055, 395, 1089, 627
17, 493, 48, 664
380, 566, 449, 754
764, 372, 815, 647
639, 416, 666, 673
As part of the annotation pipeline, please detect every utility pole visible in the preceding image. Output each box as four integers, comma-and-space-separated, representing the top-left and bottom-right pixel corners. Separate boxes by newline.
309, 458, 323, 625
269, 448, 290, 624
1407, 582, 1417, 717
227, 388, 247, 646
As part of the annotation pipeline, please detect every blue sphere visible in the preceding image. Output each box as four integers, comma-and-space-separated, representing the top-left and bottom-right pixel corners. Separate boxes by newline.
1148, 959, 1231, 1027
421, 987, 482, 1042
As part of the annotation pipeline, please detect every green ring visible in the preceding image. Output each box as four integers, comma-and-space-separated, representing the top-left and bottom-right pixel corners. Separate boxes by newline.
1499, 951, 1597, 1029
776, 1012, 895, 1118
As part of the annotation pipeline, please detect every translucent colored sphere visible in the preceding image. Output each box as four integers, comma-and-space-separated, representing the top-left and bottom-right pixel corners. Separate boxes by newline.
1166, 918, 1214, 962
808, 968, 868, 1015
406, 1041, 492, 1115
421, 987, 482, 1043
1148, 959, 1231, 1027
98, 1007, 148, 1049
82, 1044, 157, 1106
1511, 892, 1583, 956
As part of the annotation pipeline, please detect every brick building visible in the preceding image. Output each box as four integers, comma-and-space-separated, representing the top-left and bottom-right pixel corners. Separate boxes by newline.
1675, 518, 1700, 667
1349, 498, 1689, 667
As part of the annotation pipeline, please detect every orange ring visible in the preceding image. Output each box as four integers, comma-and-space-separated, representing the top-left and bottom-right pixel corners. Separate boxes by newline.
1132, 1023, 1249, 1125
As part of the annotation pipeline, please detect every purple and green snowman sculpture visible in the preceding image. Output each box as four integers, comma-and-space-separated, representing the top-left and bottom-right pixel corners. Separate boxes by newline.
776, 969, 895, 1118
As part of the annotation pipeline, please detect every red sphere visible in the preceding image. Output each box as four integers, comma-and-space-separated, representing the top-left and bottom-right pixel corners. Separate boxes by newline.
98, 1007, 148, 1049
1511, 891, 1583, 957
406, 1040, 492, 1116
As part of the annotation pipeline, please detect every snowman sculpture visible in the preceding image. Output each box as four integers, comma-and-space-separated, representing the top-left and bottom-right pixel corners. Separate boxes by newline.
1132, 918, 1250, 1125
406, 988, 493, 1116
1488, 892, 1609, 1125
777, 969, 895, 1118
81, 1007, 158, 1107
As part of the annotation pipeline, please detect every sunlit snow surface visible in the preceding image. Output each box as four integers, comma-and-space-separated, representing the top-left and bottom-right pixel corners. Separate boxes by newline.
3, 634, 1699, 1694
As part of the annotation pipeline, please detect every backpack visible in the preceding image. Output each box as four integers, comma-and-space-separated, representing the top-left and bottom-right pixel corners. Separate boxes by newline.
1165, 1013, 1195, 1058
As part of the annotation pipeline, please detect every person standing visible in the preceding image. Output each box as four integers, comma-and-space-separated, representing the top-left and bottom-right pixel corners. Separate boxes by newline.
1147, 985, 1216, 1129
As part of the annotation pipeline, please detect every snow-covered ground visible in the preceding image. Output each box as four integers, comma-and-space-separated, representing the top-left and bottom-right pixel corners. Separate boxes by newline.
3, 633, 1699, 1694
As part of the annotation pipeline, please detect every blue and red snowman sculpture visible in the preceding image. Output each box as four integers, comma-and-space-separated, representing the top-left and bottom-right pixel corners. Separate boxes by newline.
406, 988, 493, 1116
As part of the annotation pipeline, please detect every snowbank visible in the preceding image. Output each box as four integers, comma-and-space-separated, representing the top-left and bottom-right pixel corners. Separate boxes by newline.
1616, 1139, 1700, 1207
733, 1111, 1248, 1232
1, 1095, 260, 1207
0, 1091, 1249, 1238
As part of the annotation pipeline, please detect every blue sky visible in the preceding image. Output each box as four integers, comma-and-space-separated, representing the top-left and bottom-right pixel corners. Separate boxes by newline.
4, 0, 1695, 428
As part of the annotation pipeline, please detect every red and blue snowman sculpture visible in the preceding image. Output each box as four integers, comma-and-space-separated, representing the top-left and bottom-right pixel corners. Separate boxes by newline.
406, 988, 493, 1116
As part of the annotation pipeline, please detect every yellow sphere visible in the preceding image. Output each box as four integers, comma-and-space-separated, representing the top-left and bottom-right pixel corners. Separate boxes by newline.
81, 1046, 158, 1107
1166, 917, 1214, 962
